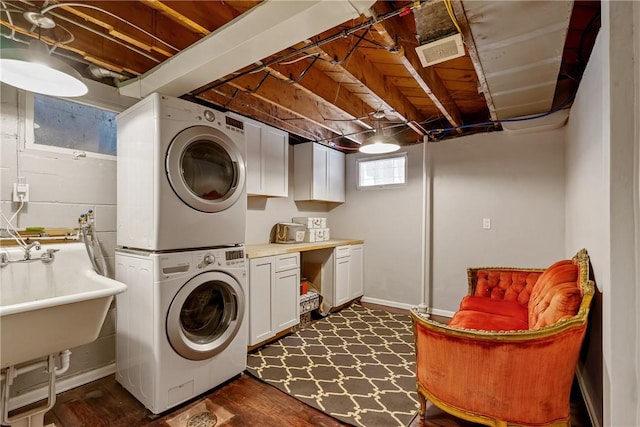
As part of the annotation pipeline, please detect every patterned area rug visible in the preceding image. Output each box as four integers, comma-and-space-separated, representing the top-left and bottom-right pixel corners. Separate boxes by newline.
246, 304, 420, 427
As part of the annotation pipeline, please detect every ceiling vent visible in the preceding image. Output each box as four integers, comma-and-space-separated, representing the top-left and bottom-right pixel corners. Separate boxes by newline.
415, 33, 465, 67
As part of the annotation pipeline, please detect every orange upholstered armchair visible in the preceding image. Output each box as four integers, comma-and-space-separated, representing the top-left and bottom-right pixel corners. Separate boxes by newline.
410, 249, 594, 426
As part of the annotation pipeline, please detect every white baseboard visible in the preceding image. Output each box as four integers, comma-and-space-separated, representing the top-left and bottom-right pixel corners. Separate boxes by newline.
360, 296, 414, 310
429, 307, 456, 318
576, 369, 601, 427
360, 297, 456, 318
8, 364, 115, 411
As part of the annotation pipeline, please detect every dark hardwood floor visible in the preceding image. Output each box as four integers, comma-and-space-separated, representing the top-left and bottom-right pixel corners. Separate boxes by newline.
35, 370, 590, 427
40, 373, 345, 427
22, 302, 590, 427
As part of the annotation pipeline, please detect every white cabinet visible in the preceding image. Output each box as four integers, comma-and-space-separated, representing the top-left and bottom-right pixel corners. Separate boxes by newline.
334, 250, 351, 306
294, 142, 345, 202
302, 244, 363, 310
236, 114, 289, 197
334, 245, 364, 306
248, 253, 300, 346
349, 244, 364, 300
248, 257, 275, 345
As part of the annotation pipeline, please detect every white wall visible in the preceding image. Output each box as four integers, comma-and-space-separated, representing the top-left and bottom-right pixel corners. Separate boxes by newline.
428, 129, 566, 313
330, 144, 425, 308
564, 19, 606, 427
565, 2, 640, 426
0, 82, 134, 403
331, 130, 566, 313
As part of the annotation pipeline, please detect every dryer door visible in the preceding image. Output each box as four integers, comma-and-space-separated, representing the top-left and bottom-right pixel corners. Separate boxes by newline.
167, 271, 245, 360
166, 125, 246, 213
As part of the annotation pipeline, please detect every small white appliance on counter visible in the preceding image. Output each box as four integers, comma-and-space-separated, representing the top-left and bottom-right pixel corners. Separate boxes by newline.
274, 222, 306, 244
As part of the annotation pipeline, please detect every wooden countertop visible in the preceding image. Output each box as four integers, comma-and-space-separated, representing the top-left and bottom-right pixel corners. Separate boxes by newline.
245, 239, 364, 258
0, 228, 79, 247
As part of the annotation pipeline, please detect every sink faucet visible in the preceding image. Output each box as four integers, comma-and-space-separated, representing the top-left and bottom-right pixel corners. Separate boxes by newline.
24, 241, 41, 260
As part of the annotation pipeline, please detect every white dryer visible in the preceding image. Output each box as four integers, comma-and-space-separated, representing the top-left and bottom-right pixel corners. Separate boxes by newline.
115, 246, 247, 414
116, 93, 247, 251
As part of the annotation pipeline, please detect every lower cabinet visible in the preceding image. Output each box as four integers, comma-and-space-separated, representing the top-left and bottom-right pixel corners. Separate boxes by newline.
248, 253, 300, 346
303, 244, 364, 311
349, 244, 364, 301
334, 244, 364, 307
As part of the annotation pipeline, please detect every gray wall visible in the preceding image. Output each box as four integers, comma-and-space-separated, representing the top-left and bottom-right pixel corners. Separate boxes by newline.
330, 145, 425, 307
428, 129, 566, 313
565, 3, 640, 426
331, 129, 566, 314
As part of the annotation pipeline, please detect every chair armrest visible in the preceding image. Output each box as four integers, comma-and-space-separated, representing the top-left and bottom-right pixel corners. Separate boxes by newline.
410, 308, 589, 425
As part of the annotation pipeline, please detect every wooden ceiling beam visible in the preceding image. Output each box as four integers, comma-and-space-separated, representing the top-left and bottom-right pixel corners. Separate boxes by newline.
0, 17, 155, 73
267, 53, 373, 128
51, 1, 186, 55
223, 72, 367, 143
141, 0, 211, 36
199, 87, 342, 144
311, 32, 426, 135
371, 2, 463, 130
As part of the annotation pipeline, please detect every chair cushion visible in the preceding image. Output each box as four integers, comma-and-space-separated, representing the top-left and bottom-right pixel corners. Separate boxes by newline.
459, 295, 529, 324
529, 282, 582, 329
448, 310, 529, 331
528, 260, 580, 328
474, 270, 542, 305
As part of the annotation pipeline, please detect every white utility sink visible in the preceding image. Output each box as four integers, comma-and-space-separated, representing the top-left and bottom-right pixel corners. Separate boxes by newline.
0, 242, 127, 369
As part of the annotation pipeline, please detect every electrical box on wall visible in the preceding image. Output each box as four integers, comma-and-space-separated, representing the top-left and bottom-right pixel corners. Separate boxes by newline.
12, 182, 29, 202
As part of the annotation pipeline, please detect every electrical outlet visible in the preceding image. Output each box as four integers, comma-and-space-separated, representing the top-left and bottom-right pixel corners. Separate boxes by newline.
482, 218, 491, 229
12, 183, 29, 202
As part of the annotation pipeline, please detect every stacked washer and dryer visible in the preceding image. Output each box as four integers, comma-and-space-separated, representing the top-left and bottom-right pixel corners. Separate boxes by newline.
114, 93, 248, 414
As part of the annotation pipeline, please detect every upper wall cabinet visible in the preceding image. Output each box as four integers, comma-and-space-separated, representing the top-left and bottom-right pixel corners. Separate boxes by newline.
294, 142, 345, 203
234, 114, 289, 197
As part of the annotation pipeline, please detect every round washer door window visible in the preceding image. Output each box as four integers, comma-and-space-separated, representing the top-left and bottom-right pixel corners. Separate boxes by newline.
166, 271, 245, 360
166, 125, 246, 213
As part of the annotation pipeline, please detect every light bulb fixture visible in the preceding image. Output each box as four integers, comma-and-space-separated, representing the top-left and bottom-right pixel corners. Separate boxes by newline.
359, 116, 401, 154
0, 39, 88, 97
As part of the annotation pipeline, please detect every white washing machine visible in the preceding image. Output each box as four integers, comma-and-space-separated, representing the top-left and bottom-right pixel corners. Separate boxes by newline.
115, 246, 247, 414
116, 93, 247, 251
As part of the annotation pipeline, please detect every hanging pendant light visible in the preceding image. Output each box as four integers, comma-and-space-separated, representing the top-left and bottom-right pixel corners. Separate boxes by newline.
359, 113, 400, 154
0, 39, 88, 97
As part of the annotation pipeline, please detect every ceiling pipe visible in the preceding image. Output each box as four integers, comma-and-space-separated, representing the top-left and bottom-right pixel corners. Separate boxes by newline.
118, 0, 376, 99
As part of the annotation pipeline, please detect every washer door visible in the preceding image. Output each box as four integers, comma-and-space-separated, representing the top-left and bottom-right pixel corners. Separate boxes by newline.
166, 125, 245, 213
167, 271, 245, 360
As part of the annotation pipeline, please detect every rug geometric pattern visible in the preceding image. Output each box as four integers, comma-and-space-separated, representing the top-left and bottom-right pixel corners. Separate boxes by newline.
246, 304, 420, 427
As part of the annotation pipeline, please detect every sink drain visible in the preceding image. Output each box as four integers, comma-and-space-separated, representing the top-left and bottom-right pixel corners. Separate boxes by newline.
186, 411, 217, 427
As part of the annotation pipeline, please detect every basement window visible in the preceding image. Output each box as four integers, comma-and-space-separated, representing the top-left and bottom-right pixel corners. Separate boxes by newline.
25, 93, 117, 159
357, 153, 407, 189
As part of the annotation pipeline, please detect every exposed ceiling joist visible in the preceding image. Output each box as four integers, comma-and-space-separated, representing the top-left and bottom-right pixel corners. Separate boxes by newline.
118, 0, 376, 98
0, 0, 599, 148
372, 2, 463, 130
220, 71, 367, 143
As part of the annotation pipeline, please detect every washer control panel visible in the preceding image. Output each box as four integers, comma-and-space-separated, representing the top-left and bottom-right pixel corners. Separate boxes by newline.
196, 247, 245, 269
158, 247, 245, 276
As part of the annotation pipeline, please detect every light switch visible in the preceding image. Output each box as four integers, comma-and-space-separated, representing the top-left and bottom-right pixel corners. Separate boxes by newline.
482, 218, 491, 229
